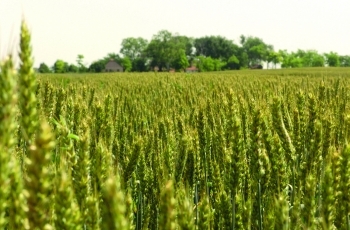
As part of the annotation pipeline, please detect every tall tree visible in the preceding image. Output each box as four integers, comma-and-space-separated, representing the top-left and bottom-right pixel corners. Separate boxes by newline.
195, 56, 225, 72
76, 54, 85, 72
340, 55, 350, 67
89, 60, 106, 73
172, 49, 189, 71
132, 58, 148, 72
227, 55, 240, 70
279, 50, 303, 68
194, 36, 239, 61
120, 37, 148, 61
324, 52, 340, 67
38, 63, 51, 73
172, 34, 194, 57
240, 35, 273, 66
299, 50, 325, 67
196, 56, 214, 72
238, 48, 249, 69
68, 64, 78, 73
146, 30, 190, 70
53, 60, 66, 73
121, 57, 132, 72
267, 51, 282, 69
104, 53, 121, 62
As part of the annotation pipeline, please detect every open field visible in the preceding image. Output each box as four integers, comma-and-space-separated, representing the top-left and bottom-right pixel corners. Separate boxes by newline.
2, 65, 350, 229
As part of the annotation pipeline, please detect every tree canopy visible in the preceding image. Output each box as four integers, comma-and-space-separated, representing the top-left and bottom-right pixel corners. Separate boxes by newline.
39, 30, 350, 73
38, 63, 51, 73
120, 37, 148, 61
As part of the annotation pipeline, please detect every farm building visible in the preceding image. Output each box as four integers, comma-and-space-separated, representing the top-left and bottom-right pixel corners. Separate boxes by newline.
185, 66, 198, 73
105, 60, 123, 72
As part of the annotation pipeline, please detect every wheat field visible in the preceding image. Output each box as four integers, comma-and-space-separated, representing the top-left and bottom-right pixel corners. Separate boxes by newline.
1, 21, 350, 230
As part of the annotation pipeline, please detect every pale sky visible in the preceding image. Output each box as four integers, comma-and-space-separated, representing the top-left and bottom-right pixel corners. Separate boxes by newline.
1, 0, 349, 67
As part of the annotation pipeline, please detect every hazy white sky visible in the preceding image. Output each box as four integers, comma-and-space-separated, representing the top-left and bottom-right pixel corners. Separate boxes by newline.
1, 0, 349, 67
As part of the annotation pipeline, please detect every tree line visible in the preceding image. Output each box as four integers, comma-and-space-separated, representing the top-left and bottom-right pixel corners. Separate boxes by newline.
37, 30, 350, 73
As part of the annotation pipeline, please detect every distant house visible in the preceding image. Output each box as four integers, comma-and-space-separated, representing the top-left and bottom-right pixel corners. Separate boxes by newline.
249, 64, 263, 69
185, 66, 198, 73
105, 60, 123, 72
153, 66, 159, 72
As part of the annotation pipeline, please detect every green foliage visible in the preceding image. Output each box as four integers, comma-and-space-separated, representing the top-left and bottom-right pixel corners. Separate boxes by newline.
227, 54, 240, 70
240, 35, 273, 65
121, 57, 132, 72
267, 51, 282, 69
38, 62, 51, 73
76, 54, 85, 72
120, 37, 148, 61
89, 59, 106, 73
195, 56, 225, 72
212, 58, 226, 71
68, 64, 79, 73
173, 49, 189, 71
300, 50, 325, 67
325, 51, 340, 67
53, 59, 67, 73
4, 20, 350, 230
340, 55, 350, 67
194, 35, 239, 61
131, 57, 148, 72
280, 49, 326, 68
146, 30, 176, 70
44, 31, 350, 73
146, 30, 192, 71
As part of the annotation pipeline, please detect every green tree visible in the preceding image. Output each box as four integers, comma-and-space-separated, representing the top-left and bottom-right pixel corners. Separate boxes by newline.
195, 56, 226, 72
196, 55, 218, 72
340, 55, 350, 67
290, 55, 303, 68
89, 60, 106, 73
278, 50, 290, 68
196, 56, 211, 72
213, 58, 226, 71
121, 57, 132, 72
294, 49, 325, 67
267, 51, 282, 69
173, 49, 189, 71
238, 50, 249, 68
146, 30, 173, 70
38, 63, 51, 73
227, 55, 240, 70
194, 36, 239, 61
172, 35, 194, 57
325, 52, 340, 67
64, 62, 69, 72
240, 35, 273, 66
120, 37, 148, 61
53, 60, 66, 73
68, 64, 78, 73
280, 50, 302, 68
76, 54, 86, 72
132, 58, 148, 72
146, 30, 193, 70
312, 54, 325, 67
103, 53, 121, 63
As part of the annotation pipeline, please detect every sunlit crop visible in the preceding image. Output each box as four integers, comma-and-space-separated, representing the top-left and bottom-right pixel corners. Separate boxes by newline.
1, 21, 350, 230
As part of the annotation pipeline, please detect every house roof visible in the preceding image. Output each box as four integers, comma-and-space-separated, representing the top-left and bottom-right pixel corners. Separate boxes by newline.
186, 66, 198, 70
106, 59, 119, 64
105, 60, 122, 66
